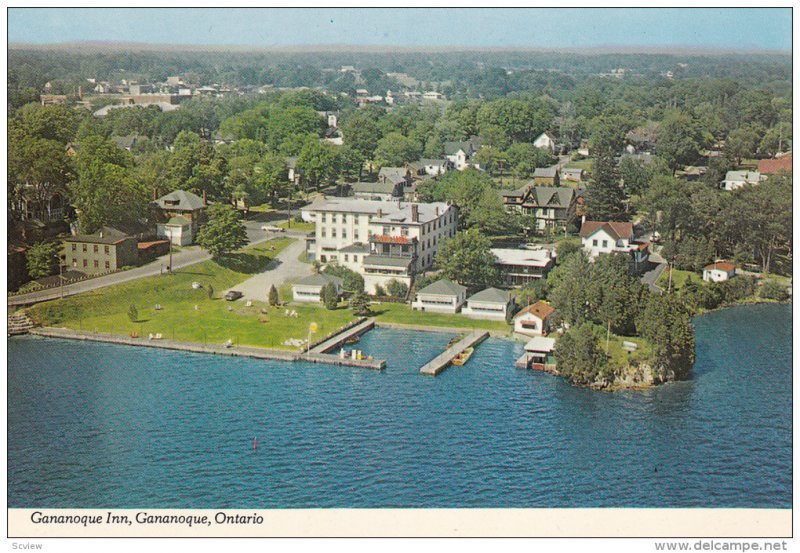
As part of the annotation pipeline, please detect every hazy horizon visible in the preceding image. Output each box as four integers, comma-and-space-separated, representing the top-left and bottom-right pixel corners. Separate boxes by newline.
8, 8, 792, 52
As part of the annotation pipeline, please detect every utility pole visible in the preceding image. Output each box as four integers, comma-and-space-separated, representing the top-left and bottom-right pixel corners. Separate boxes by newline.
605, 320, 611, 354
58, 254, 64, 300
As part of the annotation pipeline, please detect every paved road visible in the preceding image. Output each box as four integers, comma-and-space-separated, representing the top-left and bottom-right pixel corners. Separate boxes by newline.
226, 237, 313, 303
640, 250, 666, 294
8, 227, 307, 307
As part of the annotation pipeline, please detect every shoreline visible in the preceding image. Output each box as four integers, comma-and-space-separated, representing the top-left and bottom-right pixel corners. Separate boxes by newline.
26, 327, 386, 369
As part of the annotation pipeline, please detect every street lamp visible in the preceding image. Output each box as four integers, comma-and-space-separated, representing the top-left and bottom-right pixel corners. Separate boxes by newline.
55, 252, 64, 299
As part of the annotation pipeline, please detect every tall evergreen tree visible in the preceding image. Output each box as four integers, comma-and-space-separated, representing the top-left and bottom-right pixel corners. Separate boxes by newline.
586, 152, 628, 222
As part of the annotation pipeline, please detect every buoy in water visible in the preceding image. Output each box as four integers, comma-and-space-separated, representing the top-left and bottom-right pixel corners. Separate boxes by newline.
253, 437, 257, 450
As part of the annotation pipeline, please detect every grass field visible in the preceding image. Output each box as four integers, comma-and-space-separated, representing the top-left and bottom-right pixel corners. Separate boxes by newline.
605, 334, 652, 368
28, 238, 356, 350
564, 158, 594, 173
656, 268, 699, 291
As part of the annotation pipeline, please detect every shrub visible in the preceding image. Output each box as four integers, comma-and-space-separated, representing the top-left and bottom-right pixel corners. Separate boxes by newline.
268, 284, 279, 306
127, 304, 138, 323
207, 284, 214, 300
323, 263, 364, 293
760, 280, 789, 302
385, 279, 408, 298
349, 292, 372, 316
374, 284, 386, 297
321, 282, 339, 309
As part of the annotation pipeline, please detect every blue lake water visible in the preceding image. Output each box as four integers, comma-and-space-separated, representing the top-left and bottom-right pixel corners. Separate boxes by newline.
8, 303, 792, 508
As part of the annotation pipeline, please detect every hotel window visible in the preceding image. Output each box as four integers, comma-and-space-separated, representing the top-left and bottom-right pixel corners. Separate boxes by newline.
321, 229, 326, 238
332, 228, 337, 238
82, 244, 87, 252
83, 259, 88, 267
94, 260, 99, 268
401, 226, 409, 236
383, 226, 389, 234
105, 245, 110, 254
354, 230, 359, 240
71, 244, 76, 251
94, 245, 98, 253
342, 229, 347, 238
105, 261, 110, 270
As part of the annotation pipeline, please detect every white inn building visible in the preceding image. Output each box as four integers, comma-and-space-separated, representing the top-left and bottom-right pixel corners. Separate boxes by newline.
303, 197, 458, 294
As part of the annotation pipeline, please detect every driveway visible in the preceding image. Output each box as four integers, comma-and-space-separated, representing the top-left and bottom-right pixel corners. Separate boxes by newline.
640, 255, 667, 294
226, 237, 313, 303
8, 228, 306, 307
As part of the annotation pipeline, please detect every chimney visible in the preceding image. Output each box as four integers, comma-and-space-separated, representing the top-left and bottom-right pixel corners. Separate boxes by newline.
411, 204, 419, 223
203, 189, 207, 206
435, 207, 439, 217
99, 230, 104, 238
377, 208, 383, 218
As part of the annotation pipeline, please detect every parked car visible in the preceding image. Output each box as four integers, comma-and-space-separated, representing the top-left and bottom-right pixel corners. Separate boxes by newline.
225, 290, 243, 301
261, 225, 285, 232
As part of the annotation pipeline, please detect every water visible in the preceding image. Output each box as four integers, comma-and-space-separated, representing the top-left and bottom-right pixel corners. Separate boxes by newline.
8, 303, 791, 508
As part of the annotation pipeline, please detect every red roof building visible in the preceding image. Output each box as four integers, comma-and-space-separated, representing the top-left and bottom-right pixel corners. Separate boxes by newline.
757, 152, 792, 175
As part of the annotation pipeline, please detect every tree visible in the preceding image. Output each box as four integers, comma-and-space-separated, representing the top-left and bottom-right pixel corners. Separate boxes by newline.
373, 132, 422, 167
636, 294, 695, 378
385, 279, 409, 298
268, 284, 279, 306
195, 203, 249, 258
26, 241, 61, 279
323, 264, 364, 293
436, 229, 500, 289
555, 323, 610, 385
505, 143, 555, 177
657, 111, 703, 173
417, 169, 506, 234
724, 126, 761, 165
349, 292, 372, 316
555, 237, 582, 259
207, 284, 214, 300
321, 282, 339, 310
127, 304, 139, 323
586, 151, 628, 221
296, 139, 340, 189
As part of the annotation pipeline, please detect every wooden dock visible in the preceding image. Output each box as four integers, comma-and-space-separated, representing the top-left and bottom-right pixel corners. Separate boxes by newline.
419, 331, 489, 376
29, 327, 385, 369
308, 318, 375, 354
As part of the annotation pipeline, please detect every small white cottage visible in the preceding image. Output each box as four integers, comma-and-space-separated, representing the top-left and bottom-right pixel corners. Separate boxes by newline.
461, 287, 514, 320
411, 279, 467, 314
703, 262, 736, 282
513, 300, 556, 337
292, 273, 343, 302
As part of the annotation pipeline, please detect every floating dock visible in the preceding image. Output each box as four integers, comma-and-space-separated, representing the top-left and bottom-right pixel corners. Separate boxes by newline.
308, 318, 375, 354
29, 327, 385, 369
419, 331, 489, 376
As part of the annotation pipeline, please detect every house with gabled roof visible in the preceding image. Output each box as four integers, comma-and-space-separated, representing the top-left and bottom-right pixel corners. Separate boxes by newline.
532, 167, 560, 186
513, 300, 556, 337
411, 279, 467, 313
64, 226, 138, 274
579, 221, 649, 266
533, 131, 558, 153
520, 186, 576, 233
444, 137, 483, 171
461, 287, 515, 320
757, 153, 792, 175
153, 190, 206, 245
703, 261, 736, 283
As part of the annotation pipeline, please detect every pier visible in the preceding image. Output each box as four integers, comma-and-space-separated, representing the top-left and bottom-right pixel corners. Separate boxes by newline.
308, 318, 375, 354
29, 327, 385, 369
419, 330, 489, 376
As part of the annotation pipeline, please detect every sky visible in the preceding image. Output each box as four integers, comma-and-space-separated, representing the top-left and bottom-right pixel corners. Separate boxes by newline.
7, 8, 792, 51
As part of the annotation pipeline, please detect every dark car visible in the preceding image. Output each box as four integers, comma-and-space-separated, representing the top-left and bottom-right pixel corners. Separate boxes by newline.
225, 290, 243, 301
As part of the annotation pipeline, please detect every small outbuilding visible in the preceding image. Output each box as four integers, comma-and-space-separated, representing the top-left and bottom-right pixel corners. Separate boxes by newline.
461, 287, 514, 320
411, 279, 467, 314
515, 336, 557, 370
292, 273, 344, 303
513, 300, 556, 337
703, 261, 736, 283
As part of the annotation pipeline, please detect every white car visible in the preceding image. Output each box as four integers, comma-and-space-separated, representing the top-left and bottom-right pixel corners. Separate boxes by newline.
260, 225, 285, 232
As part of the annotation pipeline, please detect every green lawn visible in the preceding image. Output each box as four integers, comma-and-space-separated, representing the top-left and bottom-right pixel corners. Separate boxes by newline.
369, 302, 512, 333
656, 268, 699, 291
27, 238, 357, 350
564, 158, 594, 172
605, 334, 652, 368
278, 220, 315, 232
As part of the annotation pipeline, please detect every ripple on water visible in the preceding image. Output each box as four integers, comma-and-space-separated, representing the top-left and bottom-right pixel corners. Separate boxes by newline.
8, 303, 792, 508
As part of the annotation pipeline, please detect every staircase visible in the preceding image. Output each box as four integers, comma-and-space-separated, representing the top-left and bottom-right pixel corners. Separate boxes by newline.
8, 311, 36, 336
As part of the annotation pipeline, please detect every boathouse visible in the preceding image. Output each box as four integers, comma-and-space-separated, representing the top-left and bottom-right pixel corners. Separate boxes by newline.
513, 300, 556, 337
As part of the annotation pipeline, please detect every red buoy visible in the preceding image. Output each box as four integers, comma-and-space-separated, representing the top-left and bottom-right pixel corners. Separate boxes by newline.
253, 437, 257, 450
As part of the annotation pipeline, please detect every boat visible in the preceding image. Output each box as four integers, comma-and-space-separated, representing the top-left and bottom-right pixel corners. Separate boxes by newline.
451, 347, 474, 366
343, 335, 361, 345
